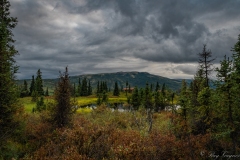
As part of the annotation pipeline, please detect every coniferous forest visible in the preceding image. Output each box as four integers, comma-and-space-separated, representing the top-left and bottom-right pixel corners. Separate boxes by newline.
1, 0, 240, 159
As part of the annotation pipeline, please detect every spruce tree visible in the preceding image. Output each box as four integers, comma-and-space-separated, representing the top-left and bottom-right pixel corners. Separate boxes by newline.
126, 81, 128, 96
155, 82, 160, 92
154, 84, 161, 112
29, 75, 35, 95
160, 83, 166, 110
179, 80, 188, 120
140, 88, 144, 102
215, 55, 233, 133
105, 81, 108, 92
100, 81, 103, 93
198, 44, 215, 87
0, 0, 22, 151
102, 91, 108, 103
189, 68, 205, 109
103, 81, 108, 92
131, 87, 140, 110
144, 82, 153, 110
144, 82, 153, 132
88, 80, 92, 96
36, 96, 46, 112
52, 67, 73, 128
190, 45, 215, 135
150, 83, 153, 92
113, 81, 120, 96
81, 77, 88, 96
96, 81, 100, 95
77, 78, 81, 96
23, 80, 28, 91
35, 69, 44, 95
97, 94, 102, 106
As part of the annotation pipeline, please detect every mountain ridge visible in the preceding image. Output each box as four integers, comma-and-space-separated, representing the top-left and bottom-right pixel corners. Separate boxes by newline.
17, 71, 187, 92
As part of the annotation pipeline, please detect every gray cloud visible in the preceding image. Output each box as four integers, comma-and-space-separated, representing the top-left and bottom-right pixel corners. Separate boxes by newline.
9, 0, 240, 79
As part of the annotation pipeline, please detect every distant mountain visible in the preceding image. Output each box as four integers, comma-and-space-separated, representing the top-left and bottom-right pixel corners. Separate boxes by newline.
17, 72, 185, 93
70, 72, 183, 91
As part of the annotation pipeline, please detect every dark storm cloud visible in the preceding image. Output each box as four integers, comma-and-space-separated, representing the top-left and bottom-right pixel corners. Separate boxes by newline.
72, 0, 239, 58
9, 0, 240, 79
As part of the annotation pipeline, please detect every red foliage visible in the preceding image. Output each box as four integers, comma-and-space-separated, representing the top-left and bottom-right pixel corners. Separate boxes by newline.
22, 112, 212, 160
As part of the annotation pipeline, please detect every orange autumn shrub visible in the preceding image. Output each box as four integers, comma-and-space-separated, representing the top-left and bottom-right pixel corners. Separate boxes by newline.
21, 109, 213, 160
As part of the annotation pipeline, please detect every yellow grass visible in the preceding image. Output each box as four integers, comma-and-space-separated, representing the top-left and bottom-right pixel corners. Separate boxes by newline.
76, 107, 92, 114
19, 95, 128, 113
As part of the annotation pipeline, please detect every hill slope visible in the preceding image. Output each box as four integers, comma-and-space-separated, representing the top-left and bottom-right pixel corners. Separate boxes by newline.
17, 72, 183, 93
71, 72, 182, 90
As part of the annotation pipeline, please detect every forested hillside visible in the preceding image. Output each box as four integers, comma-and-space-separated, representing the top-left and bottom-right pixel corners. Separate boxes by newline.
17, 72, 183, 94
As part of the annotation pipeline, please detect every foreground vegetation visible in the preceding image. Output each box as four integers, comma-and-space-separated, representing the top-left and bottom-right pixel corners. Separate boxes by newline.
18, 107, 211, 160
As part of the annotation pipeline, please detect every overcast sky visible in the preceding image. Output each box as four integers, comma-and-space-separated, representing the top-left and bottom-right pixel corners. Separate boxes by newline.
9, 0, 240, 79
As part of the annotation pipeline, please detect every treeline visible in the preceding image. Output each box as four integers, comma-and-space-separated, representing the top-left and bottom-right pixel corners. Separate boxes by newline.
128, 82, 171, 112
19, 69, 48, 98
75, 77, 92, 96
175, 41, 240, 155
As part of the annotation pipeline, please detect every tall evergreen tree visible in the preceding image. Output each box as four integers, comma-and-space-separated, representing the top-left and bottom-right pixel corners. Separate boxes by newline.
102, 91, 108, 103
160, 83, 166, 110
161, 83, 166, 97
96, 81, 100, 95
113, 81, 120, 96
144, 82, 153, 133
29, 75, 35, 96
103, 81, 108, 92
189, 68, 205, 109
23, 80, 28, 92
198, 44, 215, 87
131, 87, 140, 110
35, 69, 44, 95
155, 82, 160, 92
154, 84, 161, 112
51, 67, 73, 128
88, 80, 92, 96
190, 45, 215, 135
72, 83, 76, 97
150, 83, 153, 92
0, 0, 22, 153
35, 96, 46, 112
139, 88, 144, 102
99, 81, 103, 93
215, 55, 236, 152
77, 78, 81, 96
197, 85, 212, 134
179, 80, 189, 120
81, 77, 88, 96
126, 81, 128, 96
97, 94, 102, 106
144, 82, 153, 110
